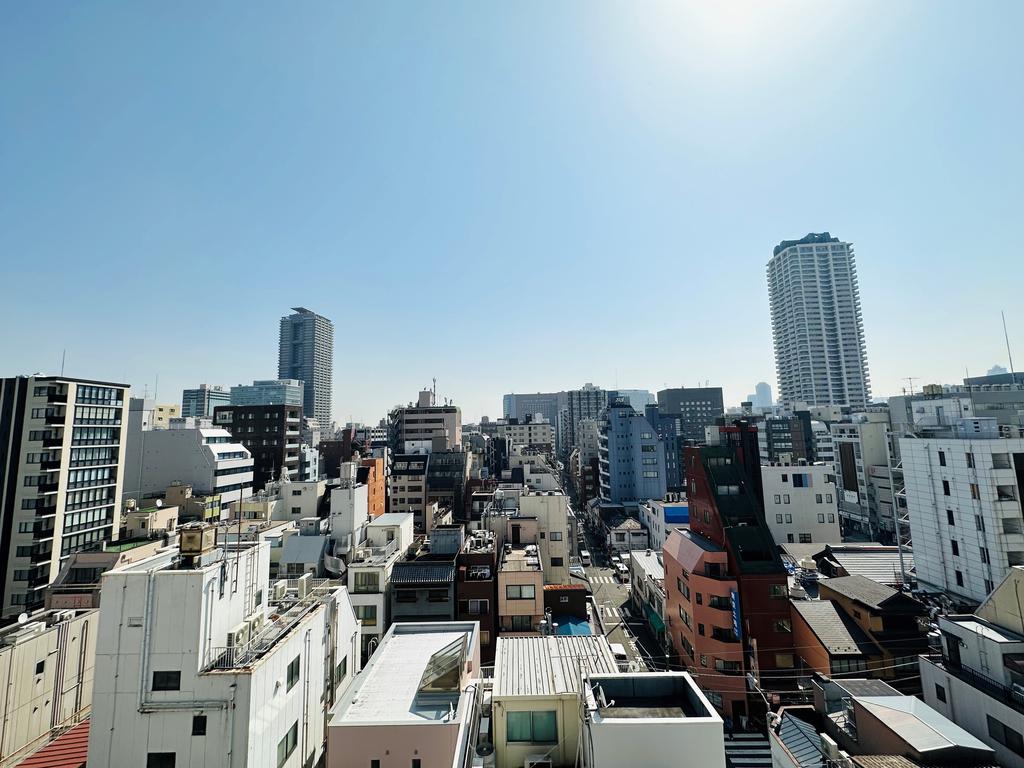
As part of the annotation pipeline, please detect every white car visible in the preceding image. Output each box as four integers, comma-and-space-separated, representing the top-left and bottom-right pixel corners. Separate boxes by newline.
615, 563, 630, 582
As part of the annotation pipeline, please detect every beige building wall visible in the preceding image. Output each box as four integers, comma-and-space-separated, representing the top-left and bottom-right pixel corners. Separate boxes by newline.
0, 610, 97, 766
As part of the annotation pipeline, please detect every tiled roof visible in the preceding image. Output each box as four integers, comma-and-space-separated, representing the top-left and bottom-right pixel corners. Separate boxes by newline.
819, 575, 902, 611
791, 600, 878, 656
776, 711, 824, 768
390, 561, 455, 584
822, 546, 914, 586
20, 720, 89, 768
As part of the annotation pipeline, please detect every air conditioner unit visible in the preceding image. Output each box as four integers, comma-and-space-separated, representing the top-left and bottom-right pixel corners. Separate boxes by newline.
272, 579, 288, 601
227, 622, 250, 648
248, 613, 265, 635
524, 757, 552, 768
820, 733, 841, 760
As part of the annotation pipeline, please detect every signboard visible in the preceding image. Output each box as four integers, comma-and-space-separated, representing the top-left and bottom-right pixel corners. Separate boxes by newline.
730, 588, 742, 642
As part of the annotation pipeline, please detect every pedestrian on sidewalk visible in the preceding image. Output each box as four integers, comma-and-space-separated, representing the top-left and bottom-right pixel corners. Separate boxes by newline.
724, 715, 734, 740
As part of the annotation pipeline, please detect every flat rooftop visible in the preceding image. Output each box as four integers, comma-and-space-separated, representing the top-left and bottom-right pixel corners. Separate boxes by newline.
501, 546, 541, 572
946, 615, 1024, 643
331, 624, 475, 726
588, 673, 718, 722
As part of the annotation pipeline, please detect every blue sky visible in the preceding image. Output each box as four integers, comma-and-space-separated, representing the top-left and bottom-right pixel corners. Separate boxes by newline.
2, 1, 1022, 423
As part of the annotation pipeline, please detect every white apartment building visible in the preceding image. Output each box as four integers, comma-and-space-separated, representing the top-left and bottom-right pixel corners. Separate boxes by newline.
638, 499, 689, 551
903, 426, 1024, 603
87, 532, 361, 768
0, 608, 97, 766
501, 416, 555, 454
767, 233, 870, 410
346, 512, 414, 659
921, 567, 1024, 768
0, 376, 130, 618
761, 463, 841, 546
124, 421, 254, 515
812, 419, 835, 463
831, 411, 892, 538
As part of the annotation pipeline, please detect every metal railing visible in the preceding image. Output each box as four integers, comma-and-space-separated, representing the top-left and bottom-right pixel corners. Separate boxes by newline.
923, 653, 1024, 716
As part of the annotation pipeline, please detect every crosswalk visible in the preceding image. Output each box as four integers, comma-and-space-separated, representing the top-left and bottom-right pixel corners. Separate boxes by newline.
590, 575, 618, 584
724, 733, 771, 768
603, 605, 622, 617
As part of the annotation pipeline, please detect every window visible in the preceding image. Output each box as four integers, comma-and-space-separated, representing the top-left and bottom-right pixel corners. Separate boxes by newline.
988, 715, 1024, 757
817, 513, 825, 523
192, 715, 207, 736
774, 494, 781, 505
277, 721, 298, 767
698, 623, 705, 636
799, 533, 812, 543
550, 531, 563, 541
966, 452, 975, 468
506, 710, 557, 743
335, 656, 348, 686
943, 480, 950, 496
955, 570, 964, 587
34, 660, 45, 675
354, 571, 380, 593
428, 589, 448, 603
951, 540, 959, 557
695, 592, 703, 605
291, 507, 302, 515
287, 656, 300, 692
826, 494, 833, 503
506, 584, 536, 600
971, 483, 981, 500
460, 599, 489, 615
816, 494, 822, 504
776, 514, 783, 524
947, 509, 955, 525
774, 618, 792, 633
699, 654, 708, 667
509, 615, 532, 631
152, 671, 180, 691
775, 653, 795, 668
412, 760, 422, 768
551, 557, 564, 567
785, 514, 792, 524
828, 514, 835, 523
371, 762, 381, 768
769, 585, 787, 599
355, 605, 378, 626
787, 534, 794, 543
147, 754, 176, 768
935, 684, 947, 703
783, 494, 791, 504
981, 547, 990, 564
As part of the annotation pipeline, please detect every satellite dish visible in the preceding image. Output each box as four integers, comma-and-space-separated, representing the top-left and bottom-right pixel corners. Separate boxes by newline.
155, 499, 163, 508
17, 613, 29, 625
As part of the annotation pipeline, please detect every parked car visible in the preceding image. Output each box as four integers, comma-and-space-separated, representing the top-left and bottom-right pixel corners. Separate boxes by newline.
615, 563, 630, 582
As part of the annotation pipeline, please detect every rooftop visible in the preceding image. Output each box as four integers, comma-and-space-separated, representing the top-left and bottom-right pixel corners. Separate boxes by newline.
366, 512, 414, 528
494, 636, 618, 698
19, 718, 89, 768
791, 600, 878, 656
501, 545, 542, 572
819, 545, 915, 587
944, 614, 1024, 643
389, 560, 456, 584
587, 673, 717, 722
855, 695, 992, 755
331, 623, 476, 726
819, 575, 922, 612
630, 550, 665, 581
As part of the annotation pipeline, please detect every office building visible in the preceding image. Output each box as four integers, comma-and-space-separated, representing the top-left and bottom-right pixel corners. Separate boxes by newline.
278, 307, 334, 427
832, 412, 893, 539
656, 386, 725, 442
566, 383, 607, 452
180, 384, 230, 419
388, 389, 461, 455
761, 462, 840, 546
213, 403, 304, 489
902, 424, 1024, 604
754, 381, 773, 409
123, 420, 254, 515
645, 404, 683, 492
229, 379, 304, 408
608, 388, 656, 413
0, 376, 130, 618
87, 534, 361, 768
599, 397, 667, 504
502, 391, 567, 432
767, 232, 870, 410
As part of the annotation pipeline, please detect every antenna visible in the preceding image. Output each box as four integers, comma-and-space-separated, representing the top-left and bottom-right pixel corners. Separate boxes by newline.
902, 377, 918, 397
1003, 311, 1017, 380
60, 349, 66, 377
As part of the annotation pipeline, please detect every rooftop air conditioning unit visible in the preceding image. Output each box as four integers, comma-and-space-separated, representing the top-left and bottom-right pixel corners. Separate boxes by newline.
272, 580, 288, 601
227, 622, 250, 648
524, 757, 552, 768
820, 734, 841, 761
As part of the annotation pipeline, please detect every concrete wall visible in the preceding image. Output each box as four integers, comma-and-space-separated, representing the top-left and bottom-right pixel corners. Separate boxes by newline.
762, 464, 840, 546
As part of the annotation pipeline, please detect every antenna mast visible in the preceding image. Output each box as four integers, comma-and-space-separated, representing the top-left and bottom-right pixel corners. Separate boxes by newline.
1003, 311, 1017, 380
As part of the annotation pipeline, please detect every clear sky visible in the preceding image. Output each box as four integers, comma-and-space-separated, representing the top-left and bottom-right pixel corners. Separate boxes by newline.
2, 1, 1022, 424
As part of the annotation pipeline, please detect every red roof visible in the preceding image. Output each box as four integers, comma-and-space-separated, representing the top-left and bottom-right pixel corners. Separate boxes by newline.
543, 583, 587, 591
20, 720, 89, 768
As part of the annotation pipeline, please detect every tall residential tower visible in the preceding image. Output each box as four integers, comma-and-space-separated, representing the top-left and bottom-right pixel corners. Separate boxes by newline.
278, 307, 334, 428
767, 233, 870, 410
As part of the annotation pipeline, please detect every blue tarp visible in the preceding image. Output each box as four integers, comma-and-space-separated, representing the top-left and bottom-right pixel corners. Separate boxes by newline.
553, 616, 592, 636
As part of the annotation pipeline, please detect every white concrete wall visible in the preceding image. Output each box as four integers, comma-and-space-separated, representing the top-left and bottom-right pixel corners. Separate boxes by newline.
520, 494, 571, 585
761, 464, 840, 546
585, 716, 725, 768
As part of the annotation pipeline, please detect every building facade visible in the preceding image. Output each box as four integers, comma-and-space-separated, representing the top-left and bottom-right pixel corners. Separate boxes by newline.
566, 383, 607, 453
229, 379, 304, 408
599, 397, 668, 504
0, 376, 130, 618
181, 384, 230, 419
213, 403, 303, 490
761, 462, 840, 546
278, 307, 334, 427
767, 232, 870, 409
656, 387, 725, 442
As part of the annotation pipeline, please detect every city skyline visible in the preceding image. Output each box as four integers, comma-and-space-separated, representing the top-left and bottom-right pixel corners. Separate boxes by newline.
2, 2, 1023, 423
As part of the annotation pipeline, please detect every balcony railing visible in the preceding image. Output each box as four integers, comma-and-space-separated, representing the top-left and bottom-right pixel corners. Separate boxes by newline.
923, 654, 1024, 716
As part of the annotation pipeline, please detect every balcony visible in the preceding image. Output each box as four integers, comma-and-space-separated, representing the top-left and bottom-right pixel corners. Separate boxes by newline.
40, 460, 62, 471
923, 654, 1024, 717
37, 483, 59, 494
711, 627, 741, 643
43, 437, 64, 448
47, 392, 68, 404
44, 413, 66, 425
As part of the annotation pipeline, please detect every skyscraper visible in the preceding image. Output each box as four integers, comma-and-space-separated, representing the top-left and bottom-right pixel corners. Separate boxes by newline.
767, 233, 870, 410
181, 383, 230, 419
754, 381, 773, 409
278, 307, 334, 427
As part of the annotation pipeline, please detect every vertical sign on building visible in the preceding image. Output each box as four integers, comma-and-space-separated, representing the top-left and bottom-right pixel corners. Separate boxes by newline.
730, 588, 742, 641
